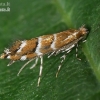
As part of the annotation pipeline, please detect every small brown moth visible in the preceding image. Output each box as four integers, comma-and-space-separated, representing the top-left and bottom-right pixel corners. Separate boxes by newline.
0, 25, 88, 86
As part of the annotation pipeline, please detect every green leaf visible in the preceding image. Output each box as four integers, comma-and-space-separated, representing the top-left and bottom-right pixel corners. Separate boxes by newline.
0, 0, 100, 100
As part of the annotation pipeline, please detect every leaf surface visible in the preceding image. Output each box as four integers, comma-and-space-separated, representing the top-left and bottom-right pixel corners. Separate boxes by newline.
0, 0, 100, 100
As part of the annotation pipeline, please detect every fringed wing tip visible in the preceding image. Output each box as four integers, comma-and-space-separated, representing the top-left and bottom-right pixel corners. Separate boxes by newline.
0, 53, 5, 59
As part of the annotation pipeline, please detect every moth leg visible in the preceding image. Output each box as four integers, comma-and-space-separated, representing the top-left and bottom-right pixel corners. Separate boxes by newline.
76, 44, 81, 60
55, 49, 62, 56
48, 51, 55, 58
56, 48, 72, 77
82, 40, 87, 43
37, 56, 43, 87
30, 57, 39, 69
7, 60, 15, 66
56, 54, 66, 77
17, 59, 34, 76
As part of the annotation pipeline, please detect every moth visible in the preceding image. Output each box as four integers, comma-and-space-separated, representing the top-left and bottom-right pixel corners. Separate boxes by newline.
0, 25, 88, 86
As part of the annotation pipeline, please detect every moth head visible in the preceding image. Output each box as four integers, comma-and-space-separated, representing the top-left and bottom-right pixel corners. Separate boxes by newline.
79, 25, 88, 36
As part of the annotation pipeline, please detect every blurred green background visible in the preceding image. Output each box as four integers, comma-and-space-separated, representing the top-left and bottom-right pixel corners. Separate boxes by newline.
0, 0, 100, 100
